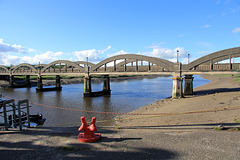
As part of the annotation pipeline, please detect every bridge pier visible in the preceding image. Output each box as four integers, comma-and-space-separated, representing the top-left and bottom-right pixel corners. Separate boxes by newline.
26, 75, 31, 87
36, 75, 62, 92
172, 76, 183, 99
83, 74, 111, 97
56, 75, 62, 89
36, 75, 43, 91
103, 75, 111, 95
9, 75, 14, 88
83, 75, 92, 97
184, 75, 194, 95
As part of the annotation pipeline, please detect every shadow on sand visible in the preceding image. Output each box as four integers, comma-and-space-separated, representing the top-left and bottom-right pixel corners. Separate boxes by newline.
119, 122, 240, 130
193, 87, 240, 96
0, 126, 178, 160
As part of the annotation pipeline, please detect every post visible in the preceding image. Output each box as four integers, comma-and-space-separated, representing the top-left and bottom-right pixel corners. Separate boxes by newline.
172, 76, 183, 99
18, 99, 30, 130
136, 59, 138, 71
3, 104, 8, 130
124, 59, 127, 72
177, 50, 179, 63
114, 60, 116, 71
229, 55, 232, 70
210, 60, 213, 70
9, 75, 14, 87
37, 75, 43, 91
184, 75, 194, 95
56, 75, 62, 90
83, 74, 92, 97
26, 75, 31, 87
103, 75, 111, 95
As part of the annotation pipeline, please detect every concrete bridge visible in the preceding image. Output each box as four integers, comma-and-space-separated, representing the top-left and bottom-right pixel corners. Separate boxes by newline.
0, 47, 240, 98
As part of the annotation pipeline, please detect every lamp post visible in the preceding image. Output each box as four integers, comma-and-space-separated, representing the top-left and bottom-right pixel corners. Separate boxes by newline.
86, 57, 89, 77
188, 53, 190, 64
177, 50, 179, 63
86, 57, 88, 66
38, 62, 41, 74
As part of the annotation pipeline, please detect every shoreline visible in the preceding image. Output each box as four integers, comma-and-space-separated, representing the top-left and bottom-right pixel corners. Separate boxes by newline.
0, 75, 168, 87
115, 74, 240, 127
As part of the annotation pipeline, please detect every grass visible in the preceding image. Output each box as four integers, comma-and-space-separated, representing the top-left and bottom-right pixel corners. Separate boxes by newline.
214, 125, 240, 131
234, 118, 240, 123
214, 74, 240, 82
214, 126, 224, 130
227, 128, 240, 131
214, 74, 240, 78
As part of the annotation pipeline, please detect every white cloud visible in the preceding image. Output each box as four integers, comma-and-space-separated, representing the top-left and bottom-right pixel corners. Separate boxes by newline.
28, 48, 37, 52
0, 38, 115, 65
146, 47, 188, 58
103, 45, 111, 52
53, 51, 64, 56
0, 50, 65, 66
0, 38, 113, 65
232, 27, 240, 33
0, 39, 26, 53
1, 55, 20, 66
140, 47, 189, 63
73, 46, 111, 62
106, 47, 188, 65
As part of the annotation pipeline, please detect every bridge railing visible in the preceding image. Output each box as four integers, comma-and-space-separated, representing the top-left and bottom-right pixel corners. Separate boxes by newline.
194, 63, 240, 71
41, 67, 83, 74
93, 65, 164, 73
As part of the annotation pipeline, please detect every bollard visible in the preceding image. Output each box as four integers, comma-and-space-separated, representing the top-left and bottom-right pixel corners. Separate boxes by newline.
78, 117, 101, 143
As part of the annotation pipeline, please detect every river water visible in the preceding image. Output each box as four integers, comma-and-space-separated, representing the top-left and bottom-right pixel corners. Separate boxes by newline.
1, 75, 209, 126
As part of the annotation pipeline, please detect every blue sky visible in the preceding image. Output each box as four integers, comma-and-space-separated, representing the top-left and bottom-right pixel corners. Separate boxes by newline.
0, 0, 239, 66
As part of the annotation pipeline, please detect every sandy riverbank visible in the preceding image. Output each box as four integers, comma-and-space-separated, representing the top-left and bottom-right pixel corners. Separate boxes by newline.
1, 75, 240, 159
115, 75, 240, 127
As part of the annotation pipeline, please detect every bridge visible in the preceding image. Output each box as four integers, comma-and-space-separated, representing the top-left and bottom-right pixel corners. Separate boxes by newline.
0, 47, 240, 98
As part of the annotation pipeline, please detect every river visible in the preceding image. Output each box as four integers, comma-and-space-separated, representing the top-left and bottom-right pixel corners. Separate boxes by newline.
1, 75, 209, 126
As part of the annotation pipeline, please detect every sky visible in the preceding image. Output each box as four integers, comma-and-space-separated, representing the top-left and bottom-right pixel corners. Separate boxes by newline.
0, 0, 240, 66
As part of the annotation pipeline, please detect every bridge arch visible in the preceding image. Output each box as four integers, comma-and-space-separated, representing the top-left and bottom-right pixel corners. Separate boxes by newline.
0, 65, 10, 73
41, 60, 82, 73
92, 54, 174, 71
12, 63, 37, 73
75, 61, 95, 68
185, 47, 240, 70
34, 64, 47, 68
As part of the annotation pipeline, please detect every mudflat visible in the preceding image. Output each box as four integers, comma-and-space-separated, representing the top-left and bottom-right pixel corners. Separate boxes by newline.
1, 75, 240, 159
